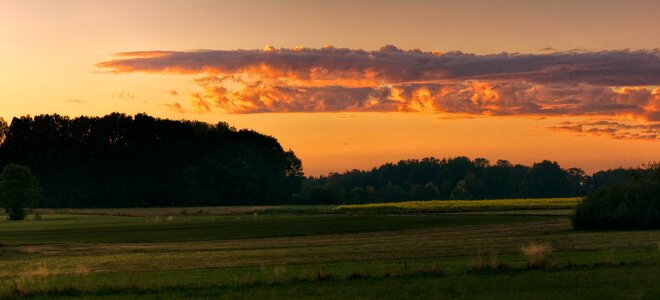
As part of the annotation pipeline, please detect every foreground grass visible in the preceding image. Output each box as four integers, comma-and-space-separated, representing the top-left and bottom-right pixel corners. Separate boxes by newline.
33, 264, 660, 299
1, 202, 659, 299
335, 198, 581, 213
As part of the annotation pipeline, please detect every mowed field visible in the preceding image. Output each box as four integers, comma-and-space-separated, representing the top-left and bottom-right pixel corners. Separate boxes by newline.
1, 199, 659, 299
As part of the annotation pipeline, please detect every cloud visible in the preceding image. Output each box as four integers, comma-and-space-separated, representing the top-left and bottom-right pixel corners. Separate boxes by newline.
65, 98, 85, 104
112, 91, 136, 100
190, 93, 212, 113
548, 120, 660, 140
189, 76, 660, 119
98, 46, 660, 86
168, 89, 179, 96
164, 102, 185, 113
97, 46, 660, 122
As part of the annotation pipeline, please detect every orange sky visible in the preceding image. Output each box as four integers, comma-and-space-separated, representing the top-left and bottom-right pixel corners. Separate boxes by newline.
1, 0, 659, 175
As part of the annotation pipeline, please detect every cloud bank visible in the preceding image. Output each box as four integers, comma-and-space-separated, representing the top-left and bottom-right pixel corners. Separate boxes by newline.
97, 45, 660, 126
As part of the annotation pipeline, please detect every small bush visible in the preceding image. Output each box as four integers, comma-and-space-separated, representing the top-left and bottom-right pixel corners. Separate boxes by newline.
521, 243, 552, 269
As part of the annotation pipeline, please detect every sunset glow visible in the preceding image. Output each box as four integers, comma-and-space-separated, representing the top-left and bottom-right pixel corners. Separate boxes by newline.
1, 0, 659, 175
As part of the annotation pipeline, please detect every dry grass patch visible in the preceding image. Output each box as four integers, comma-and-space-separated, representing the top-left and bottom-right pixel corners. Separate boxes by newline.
521, 243, 553, 268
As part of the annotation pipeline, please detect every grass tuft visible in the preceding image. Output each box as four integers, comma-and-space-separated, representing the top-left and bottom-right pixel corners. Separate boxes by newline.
470, 254, 508, 271
347, 270, 370, 280
521, 243, 553, 269
314, 270, 333, 281
413, 266, 444, 277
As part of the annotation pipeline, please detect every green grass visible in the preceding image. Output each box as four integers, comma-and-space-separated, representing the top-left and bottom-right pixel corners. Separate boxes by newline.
1, 200, 659, 299
0, 213, 542, 244
335, 197, 581, 213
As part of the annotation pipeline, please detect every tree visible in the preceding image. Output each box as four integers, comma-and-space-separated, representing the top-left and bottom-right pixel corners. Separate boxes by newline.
519, 160, 572, 198
0, 164, 42, 220
450, 172, 488, 199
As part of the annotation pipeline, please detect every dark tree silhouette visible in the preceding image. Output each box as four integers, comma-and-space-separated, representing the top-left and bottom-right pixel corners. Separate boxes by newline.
573, 164, 660, 229
519, 161, 573, 198
0, 113, 304, 208
0, 113, 645, 207
292, 157, 629, 204
0, 164, 42, 220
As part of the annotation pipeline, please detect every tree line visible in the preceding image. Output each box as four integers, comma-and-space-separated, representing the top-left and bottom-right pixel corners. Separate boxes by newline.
0, 113, 648, 209
0, 113, 303, 208
291, 157, 644, 204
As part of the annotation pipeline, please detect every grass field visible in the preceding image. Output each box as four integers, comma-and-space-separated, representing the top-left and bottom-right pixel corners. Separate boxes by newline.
1, 198, 659, 299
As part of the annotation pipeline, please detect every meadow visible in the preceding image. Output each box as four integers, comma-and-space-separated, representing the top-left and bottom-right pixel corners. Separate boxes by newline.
0, 198, 659, 299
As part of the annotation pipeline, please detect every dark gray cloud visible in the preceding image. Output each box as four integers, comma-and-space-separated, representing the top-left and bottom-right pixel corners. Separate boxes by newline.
99, 46, 660, 86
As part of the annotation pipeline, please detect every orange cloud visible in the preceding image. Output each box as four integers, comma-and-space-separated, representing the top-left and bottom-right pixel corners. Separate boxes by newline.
97, 46, 660, 123
190, 93, 212, 113
186, 75, 659, 120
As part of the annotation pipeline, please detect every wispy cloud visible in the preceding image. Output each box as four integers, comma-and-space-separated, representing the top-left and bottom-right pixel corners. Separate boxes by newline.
548, 120, 660, 140
112, 91, 136, 100
97, 46, 660, 123
164, 102, 185, 114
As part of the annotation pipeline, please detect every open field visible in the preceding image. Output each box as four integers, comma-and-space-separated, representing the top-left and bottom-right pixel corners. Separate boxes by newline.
1, 199, 659, 299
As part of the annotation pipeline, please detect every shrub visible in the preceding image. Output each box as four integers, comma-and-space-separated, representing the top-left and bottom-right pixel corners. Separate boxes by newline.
572, 165, 660, 230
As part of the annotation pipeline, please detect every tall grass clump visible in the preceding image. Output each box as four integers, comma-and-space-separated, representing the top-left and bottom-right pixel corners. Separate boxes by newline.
10, 262, 51, 297
572, 164, 660, 230
521, 243, 552, 269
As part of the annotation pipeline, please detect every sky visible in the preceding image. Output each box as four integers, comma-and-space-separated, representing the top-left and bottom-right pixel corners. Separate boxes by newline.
1, 0, 659, 175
